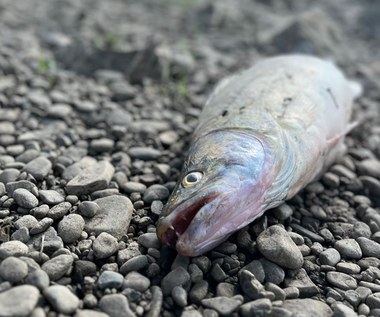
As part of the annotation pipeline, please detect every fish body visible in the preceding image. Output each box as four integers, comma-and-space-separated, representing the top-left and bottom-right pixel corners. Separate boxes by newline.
157, 55, 361, 256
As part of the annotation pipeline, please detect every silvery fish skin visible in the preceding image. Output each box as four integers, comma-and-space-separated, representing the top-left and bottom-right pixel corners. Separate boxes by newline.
157, 55, 361, 257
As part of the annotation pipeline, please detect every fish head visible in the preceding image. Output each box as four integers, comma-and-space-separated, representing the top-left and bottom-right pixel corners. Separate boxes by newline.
157, 130, 270, 256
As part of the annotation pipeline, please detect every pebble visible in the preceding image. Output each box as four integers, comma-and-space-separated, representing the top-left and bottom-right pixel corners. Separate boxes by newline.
98, 294, 136, 317
47, 202, 72, 220
336, 262, 361, 274
128, 147, 161, 160
319, 248, 341, 266
121, 182, 147, 194
172, 286, 188, 307
282, 299, 332, 317
84, 195, 133, 240
161, 266, 190, 296
0, 182, 5, 196
143, 184, 169, 204
271, 203, 293, 220
239, 270, 264, 299
0, 240, 28, 259
41, 254, 74, 281
123, 271, 151, 292
75, 310, 110, 317
30, 217, 54, 234
257, 225, 303, 269
189, 280, 209, 304
12, 188, 39, 209
259, 259, 285, 285
357, 159, 380, 179
66, 160, 115, 195
120, 255, 148, 274
326, 271, 358, 290
97, 271, 124, 290
138, 232, 161, 249
23, 157, 52, 181
25, 269, 50, 290
0, 168, 20, 184
92, 232, 119, 259
78, 201, 100, 217
0, 285, 40, 317
57, 214, 85, 243
201, 296, 242, 316
0, 256, 28, 283
38, 190, 64, 205
240, 298, 272, 317
43, 285, 80, 315
146, 286, 163, 317
366, 293, 380, 309
357, 237, 380, 257
290, 223, 325, 243
284, 269, 319, 296
334, 239, 363, 259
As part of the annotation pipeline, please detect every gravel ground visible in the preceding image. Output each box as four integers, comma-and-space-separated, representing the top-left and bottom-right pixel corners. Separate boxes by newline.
0, 0, 379, 316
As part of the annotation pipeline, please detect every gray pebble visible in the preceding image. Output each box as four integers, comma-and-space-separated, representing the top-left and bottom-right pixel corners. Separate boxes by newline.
15, 215, 38, 230
0, 256, 28, 283
334, 239, 362, 259
128, 147, 161, 160
90, 138, 114, 152
336, 262, 361, 274
43, 285, 80, 314
239, 270, 264, 299
57, 214, 85, 244
319, 248, 341, 266
357, 237, 380, 257
351, 222, 372, 239
0, 168, 20, 184
38, 190, 64, 205
75, 309, 110, 317
13, 188, 38, 209
138, 232, 160, 249
172, 286, 188, 307
326, 271, 358, 290
143, 184, 169, 204
216, 282, 235, 297
78, 201, 100, 218
283, 286, 300, 299
120, 255, 148, 275
366, 293, 380, 309
0, 182, 5, 196
31, 204, 49, 219
282, 299, 332, 317
358, 257, 380, 269
11, 227, 30, 243
98, 294, 136, 317
202, 296, 242, 316
0, 240, 28, 259
124, 271, 151, 292
257, 225, 303, 269
25, 269, 50, 290
23, 157, 52, 181
266, 282, 286, 301
323, 172, 340, 188
284, 268, 319, 297
240, 298, 272, 317
357, 159, 380, 179
358, 303, 370, 316
93, 232, 119, 259
84, 195, 133, 240
181, 310, 203, 317
41, 254, 74, 281
30, 217, 54, 235
161, 266, 190, 296
259, 259, 285, 285
0, 285, 39, 317
97, 271, 124, 290
210, 263, 227, 282
121, 182, 147, 194
66, 160, 114, 195
47, 202, 72, 220
16, 149, 40, 164
189, 280, 209, 304
188, 263, 204, 283
271, 203, 293, 220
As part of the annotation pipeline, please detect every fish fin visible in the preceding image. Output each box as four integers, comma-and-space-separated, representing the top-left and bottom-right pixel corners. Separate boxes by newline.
326, 121, 358, 150
348, 80, 363, 99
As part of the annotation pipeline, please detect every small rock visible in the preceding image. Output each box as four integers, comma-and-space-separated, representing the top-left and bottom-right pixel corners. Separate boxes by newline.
143, 184, 169, 204
57, 214, 85, 244
357, 237, 380, 257
326, 272, 358, 290
284, 268, 319, 296
161, 266, 190, 296
257, 225, 303, 269
282, 298, 333, 317
128, 147, 161, 160
123, 271, 151, 292
319, 248, 341, 266
44, 285, 80, 314
0, 285, 39, 317
201, 296, 242, 316
172, 286, 188, 307
23, 157, 52, 181
98, 294, 136, 317
13, 188, 39, 209
78, 201, 100, 218
334, 239, 362, 259
0, 241, 28, 259
240, 298, 272, 317
25, 269, 50, 290
119, 255, 148, 274
138, 232, 161, 249
239, 270, 264, 299
93, 232, 119, 259
97, 271, 124, 290
41, 254, 74, 281
75, 310, 110, 317
39, 190, 64, 205
47, 202, 72, 220
0, 256, 28, 283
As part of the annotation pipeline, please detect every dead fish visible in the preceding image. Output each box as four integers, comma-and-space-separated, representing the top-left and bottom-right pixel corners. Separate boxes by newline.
157, 55, 361, 256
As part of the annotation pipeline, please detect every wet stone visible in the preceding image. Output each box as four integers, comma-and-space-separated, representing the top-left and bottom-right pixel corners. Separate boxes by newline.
326, 271, 358, 290
13, 188, 39, 209
0, 285, 39, 317
43, 285, 80, 315
38, 190, 64, 205
202, 296, 242, 316
259, 259, 285, 285
0, 256, 28, 283
271, 203, 293, 220
143, 184, 170, 204
319, 248, 341, 266
78, 201, 100, 218
128, 147, 161, 160
23, 157, 52, 181
84, 195, 133, 240
57, 214, 85, 244
66, 160, 114, 195
161, 266, 190, 296
120, 255, 148, 274
98, 294, 136, 317
97, 271, 123, 290
257, 225, 303, 269
123, 271, 151, 292
138, 232, 161, 249
357, 237, 380, 257
93, 232, 119, 259
121, 182, 147, 194
172, 286, 188, 307
334, 239, 362, 259
189, 280, 209, 304
41, 254, 74, 281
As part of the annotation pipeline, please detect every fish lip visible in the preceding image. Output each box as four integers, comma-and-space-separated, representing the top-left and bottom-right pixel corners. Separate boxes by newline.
157, 190, 219, 246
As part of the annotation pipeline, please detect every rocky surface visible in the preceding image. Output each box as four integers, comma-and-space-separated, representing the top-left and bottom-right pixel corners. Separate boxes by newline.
0, 0, 379, 316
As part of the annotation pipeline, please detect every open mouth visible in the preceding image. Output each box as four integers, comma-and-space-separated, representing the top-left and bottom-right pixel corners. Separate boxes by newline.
157, 192, 218, 246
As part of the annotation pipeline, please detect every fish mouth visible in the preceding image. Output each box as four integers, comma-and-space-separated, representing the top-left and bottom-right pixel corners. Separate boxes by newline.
157, 191, 219, 246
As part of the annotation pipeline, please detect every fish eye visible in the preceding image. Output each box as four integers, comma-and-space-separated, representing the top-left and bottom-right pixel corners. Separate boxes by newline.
182, 171, 203, 188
